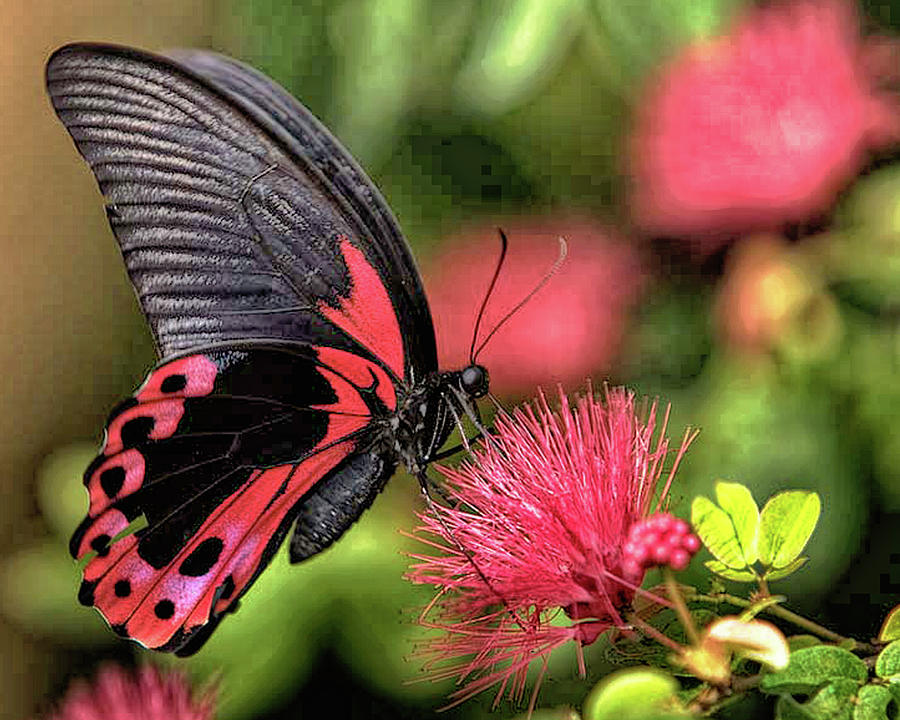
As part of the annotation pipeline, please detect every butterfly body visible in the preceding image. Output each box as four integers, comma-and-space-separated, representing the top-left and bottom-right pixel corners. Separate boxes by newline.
46, 42, 487, 655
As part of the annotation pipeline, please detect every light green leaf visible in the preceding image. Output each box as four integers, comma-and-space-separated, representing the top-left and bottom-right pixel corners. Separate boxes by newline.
704, 560, 757, 582
875, 640, 900, 679
853, 684, 892, 720
760, 646, 867, 695
764, 557, 808, 582
878, 605, 900, 642
888, 680, 900, 705
758, 491, 821, 568
582, 668, 683, 720
692, 496, 748, 569
715, 481, 760, 565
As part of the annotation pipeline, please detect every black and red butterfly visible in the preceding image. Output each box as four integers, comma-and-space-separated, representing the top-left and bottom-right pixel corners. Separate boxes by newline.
45, 43, 490, 655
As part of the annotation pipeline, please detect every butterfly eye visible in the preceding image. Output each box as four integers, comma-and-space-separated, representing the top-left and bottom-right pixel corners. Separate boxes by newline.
460, 365, 490, 399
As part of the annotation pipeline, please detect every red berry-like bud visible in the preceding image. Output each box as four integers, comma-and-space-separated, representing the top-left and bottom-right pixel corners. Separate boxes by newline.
669, 548, 691, 570
652, 544, 670, 564
682, 534, 701, 553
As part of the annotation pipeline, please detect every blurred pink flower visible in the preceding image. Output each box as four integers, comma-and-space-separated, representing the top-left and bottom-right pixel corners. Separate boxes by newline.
407, 386, 695, 709
630, 0, 900, 249
424, 219, 645, 395
43, 665, 214, 720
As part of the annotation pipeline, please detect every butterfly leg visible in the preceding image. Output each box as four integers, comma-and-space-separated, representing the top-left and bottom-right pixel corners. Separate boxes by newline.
427, 431, 490, 462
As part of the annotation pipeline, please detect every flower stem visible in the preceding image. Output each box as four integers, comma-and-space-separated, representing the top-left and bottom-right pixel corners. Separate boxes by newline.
664, 568, 700, 646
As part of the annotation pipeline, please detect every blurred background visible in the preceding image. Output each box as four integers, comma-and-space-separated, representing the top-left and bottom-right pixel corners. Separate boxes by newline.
5, 0, 900, 717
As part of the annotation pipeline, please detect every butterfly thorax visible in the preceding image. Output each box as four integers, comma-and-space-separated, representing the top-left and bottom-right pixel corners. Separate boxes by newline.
388, 365, 487, 476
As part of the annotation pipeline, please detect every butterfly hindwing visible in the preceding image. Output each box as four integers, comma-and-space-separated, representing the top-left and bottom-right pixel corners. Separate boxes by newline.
45, 43, 437, 381
72, 343, 395, 653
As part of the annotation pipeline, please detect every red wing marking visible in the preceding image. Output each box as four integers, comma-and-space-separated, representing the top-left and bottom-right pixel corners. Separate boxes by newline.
102, 400, 185, 456
101, 353, 219, 455
86, 450, 146, 517
84, 441, 355, 650
318, 238, 406, 381
136, 355, 218, 402
314, 345, 397, 411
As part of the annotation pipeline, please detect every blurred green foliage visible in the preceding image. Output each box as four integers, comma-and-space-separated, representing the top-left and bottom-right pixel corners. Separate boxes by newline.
13, 0, 900, 718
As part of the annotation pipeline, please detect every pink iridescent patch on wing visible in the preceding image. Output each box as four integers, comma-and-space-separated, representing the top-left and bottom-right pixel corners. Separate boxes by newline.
136, 355, 218, 402
318, 238, 406, 381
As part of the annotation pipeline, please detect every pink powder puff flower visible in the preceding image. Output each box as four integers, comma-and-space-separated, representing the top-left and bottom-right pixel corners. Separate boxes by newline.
407, 385, 696, 710
424, 218, 645, 395
43, 664, 214, 720
630, 0, 900, 252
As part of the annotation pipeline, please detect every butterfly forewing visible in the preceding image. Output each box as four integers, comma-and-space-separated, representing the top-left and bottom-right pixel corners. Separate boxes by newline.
45, 43, 437, 380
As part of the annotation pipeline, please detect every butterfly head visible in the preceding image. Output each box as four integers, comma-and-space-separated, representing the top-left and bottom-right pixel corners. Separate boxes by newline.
459, 364, 490, 399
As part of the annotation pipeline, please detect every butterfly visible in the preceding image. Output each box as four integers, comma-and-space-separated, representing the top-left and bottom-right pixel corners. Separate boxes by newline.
46, 42, 490, 656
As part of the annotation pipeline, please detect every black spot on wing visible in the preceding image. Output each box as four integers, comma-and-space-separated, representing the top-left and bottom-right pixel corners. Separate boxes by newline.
121, 416, 155, 446
90, 534, 111, 557
100, 466, 126, 499
160, 374, 188, 393
154, 599, 176, 619
78, 579, 96, 606
178, 537, 224, 577
114, 579, 132, 598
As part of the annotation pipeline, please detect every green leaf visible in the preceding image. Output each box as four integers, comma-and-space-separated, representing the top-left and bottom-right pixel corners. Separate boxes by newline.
692, 495, 748, 569
715, 481, 760, 565
878, 605, 900, 642
853, 684, 893, 720
758, 491, 821, 569
582, 668, 683, 720
760, 646, 867, 695
764, 557, 809, 582
704, 559, 758, 582
775, 695, 818, 720
875, 640, 900, 679
888, 680, 900, 705
800, 678, 858, 720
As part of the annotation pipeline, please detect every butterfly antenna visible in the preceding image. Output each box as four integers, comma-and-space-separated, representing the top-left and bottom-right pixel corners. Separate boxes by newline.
472, 236, 568, 363
468, 228, 509, 365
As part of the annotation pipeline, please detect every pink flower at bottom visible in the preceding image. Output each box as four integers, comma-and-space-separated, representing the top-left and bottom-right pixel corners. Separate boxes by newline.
630, 0, 900, 250
43, 665, 214, 720
407, 386, 696, 709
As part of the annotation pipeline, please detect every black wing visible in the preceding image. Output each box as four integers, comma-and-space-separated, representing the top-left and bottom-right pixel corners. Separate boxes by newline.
45, 43, 437, 383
